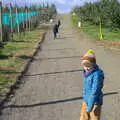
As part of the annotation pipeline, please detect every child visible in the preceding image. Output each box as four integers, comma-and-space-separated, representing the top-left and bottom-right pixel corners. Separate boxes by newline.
80, 49, 104, 120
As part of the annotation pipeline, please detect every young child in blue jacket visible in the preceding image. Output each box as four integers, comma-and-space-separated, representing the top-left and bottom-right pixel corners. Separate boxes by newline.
80, 49, 104, 120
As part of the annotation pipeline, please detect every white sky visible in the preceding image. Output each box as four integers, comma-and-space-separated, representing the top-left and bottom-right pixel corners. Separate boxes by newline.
1, 0, 120, 13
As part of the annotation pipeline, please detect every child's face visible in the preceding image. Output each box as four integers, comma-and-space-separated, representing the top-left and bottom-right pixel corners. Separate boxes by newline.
83, 62, 93, 72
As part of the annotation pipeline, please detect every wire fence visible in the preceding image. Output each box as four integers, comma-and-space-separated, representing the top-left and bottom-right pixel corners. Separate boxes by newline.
2, 11, 39, 27
0, 1, 57, 44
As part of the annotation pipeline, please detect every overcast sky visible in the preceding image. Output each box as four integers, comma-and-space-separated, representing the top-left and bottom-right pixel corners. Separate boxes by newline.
1, 0, 120, 13
48, 0, 99, 13
44, 0, 120, 13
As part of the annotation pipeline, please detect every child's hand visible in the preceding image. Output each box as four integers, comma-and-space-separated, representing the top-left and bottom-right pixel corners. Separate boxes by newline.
93, 105, 100, 116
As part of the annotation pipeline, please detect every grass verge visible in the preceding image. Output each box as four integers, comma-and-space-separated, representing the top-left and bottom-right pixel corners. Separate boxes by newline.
71, 14, 120, 50
0, 27, 46, 100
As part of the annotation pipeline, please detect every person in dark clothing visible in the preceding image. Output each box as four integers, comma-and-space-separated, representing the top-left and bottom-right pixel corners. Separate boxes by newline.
53, 24, 59, 39
57, 20, 61, 38
58, 19, 61, 28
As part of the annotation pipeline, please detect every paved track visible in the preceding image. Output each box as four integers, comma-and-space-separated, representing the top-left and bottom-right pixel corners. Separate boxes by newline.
1, 14, 120, 120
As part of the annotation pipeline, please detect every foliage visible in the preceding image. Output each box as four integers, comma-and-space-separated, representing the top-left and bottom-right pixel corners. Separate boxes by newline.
1, 2, 57, 42
72, 0, 120, 30
0, 28, 45, 99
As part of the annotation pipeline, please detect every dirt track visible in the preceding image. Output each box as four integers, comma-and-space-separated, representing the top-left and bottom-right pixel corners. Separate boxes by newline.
0, 14, 120, 120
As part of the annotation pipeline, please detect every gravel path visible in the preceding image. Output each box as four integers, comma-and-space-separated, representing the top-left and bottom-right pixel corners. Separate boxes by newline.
1, 14, 120, 120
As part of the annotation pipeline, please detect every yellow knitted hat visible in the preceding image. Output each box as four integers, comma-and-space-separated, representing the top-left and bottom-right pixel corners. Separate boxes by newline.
84, 49, 95, 58
81, 49, 96, 65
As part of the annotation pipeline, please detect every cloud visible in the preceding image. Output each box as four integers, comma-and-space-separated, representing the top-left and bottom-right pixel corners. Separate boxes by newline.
54, 0, 66, 4
57, 8, 70, 13
49, 0, 80, 13
53, 0, 102, 13
1, 0, 102, 13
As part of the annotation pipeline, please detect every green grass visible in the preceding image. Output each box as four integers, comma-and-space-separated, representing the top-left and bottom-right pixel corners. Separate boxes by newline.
0, 28, 45, 99
71, 15, 120, 41
82, 23, 120, 41
82, 23, 100, 40
71, 14, 80, 27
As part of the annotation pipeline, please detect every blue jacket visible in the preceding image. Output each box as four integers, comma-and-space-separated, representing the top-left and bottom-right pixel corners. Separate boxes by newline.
83, 65, 104, 112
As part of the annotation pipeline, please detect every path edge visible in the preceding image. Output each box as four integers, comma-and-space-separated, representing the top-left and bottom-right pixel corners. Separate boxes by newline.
0, 31, 47, 113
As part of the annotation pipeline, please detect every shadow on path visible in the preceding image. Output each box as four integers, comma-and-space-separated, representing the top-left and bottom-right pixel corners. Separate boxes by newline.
57, 36, 73, 39
33, 56, 80, 61
2, 92, 118, 109
24, 69, 84, 77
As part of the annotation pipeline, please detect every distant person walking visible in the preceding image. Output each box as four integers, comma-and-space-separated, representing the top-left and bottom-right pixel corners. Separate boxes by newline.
53, 23, 59, 39
52, 20, 61, 39
58, 19, 61, 28
57, 19, 61, 38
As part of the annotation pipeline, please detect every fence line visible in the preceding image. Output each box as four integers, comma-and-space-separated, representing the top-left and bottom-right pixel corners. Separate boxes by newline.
0, 2, 2, 42
0, 2, 57, 43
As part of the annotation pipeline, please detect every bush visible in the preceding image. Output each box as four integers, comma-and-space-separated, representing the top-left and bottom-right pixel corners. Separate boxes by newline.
72, 0, 120, 30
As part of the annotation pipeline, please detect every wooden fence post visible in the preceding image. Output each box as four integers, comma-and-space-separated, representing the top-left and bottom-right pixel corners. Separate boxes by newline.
10, 4, 13, 41
28, 10, 31, 32
26, 8, 28, 31
0, 2, 3, 43
16, 7, 20, 33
